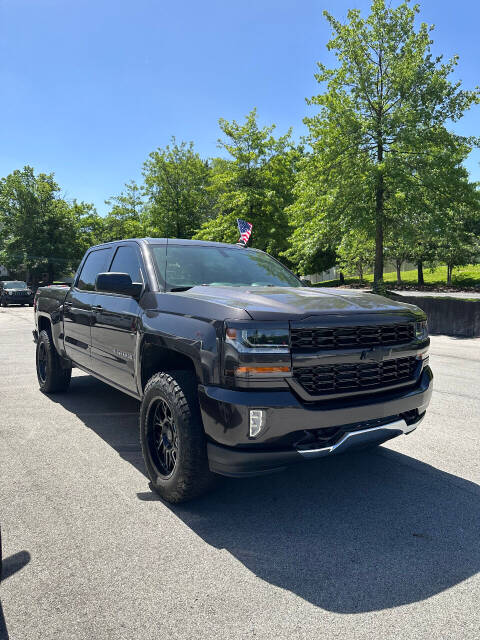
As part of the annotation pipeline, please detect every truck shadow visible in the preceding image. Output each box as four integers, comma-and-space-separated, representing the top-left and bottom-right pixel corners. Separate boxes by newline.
53, 373, 480, 614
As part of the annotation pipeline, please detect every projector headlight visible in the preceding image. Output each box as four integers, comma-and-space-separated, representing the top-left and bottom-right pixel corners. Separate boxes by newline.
224, 323, 291, 380
225, 327, 289, 353
415, 320, 428, 341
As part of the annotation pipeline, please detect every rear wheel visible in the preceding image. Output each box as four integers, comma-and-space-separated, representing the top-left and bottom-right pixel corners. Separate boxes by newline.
36, 329, 71, 393
140, 371, 216, 503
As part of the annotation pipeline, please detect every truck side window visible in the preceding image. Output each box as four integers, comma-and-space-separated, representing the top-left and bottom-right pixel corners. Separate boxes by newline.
77, 249, 112, 291
109, 246, 143, 283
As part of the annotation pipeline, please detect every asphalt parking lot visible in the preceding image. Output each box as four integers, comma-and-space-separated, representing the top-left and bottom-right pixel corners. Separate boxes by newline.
1, 306, 479, 640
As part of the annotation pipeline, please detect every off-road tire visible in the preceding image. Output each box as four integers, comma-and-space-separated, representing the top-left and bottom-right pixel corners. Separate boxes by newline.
36, 329, 72, 393
140, 371, 216, 503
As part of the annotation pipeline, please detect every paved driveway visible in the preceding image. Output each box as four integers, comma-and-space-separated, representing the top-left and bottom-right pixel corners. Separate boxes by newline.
1, 306, 479, 639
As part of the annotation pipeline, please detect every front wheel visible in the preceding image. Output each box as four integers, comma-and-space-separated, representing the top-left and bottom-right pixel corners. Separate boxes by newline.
1, 300, 7, 307
36, 330, 72, 393
140, 371, 216, 503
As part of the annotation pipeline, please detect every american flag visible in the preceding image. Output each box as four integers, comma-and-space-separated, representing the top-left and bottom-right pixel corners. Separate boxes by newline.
237, 219, 252, 245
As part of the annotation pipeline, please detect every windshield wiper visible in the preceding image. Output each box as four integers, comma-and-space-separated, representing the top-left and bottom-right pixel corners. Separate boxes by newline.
170, 286, 194, 292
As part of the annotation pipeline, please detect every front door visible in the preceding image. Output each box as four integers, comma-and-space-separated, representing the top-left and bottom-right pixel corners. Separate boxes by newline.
64, 247, 112, 369
90, 243, 145, 393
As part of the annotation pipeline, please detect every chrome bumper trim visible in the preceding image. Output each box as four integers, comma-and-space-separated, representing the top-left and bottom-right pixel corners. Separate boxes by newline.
297, 415, 424, 459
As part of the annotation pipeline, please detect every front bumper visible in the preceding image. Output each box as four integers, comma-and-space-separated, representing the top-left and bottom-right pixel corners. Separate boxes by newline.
207, 414, 424, 477
4, 294, 33, 304
200, 366, 433, 477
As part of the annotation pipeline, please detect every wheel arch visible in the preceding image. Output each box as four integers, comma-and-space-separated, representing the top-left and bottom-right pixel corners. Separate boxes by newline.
139, 336, 202, 395
37, 314, 53, 336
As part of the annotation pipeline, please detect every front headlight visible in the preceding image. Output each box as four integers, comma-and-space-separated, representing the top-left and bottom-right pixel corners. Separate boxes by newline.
415, 320, 428, 341
224, 323, 291, 380
7, 291, 13, 296
225, 327, 289, 353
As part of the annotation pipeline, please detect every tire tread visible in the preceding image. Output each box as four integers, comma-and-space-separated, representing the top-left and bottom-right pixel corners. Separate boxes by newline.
140, 371, 216, 503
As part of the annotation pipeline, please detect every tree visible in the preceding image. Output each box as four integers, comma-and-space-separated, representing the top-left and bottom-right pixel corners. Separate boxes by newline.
103, 181, 146, 242
0, 166, 79, 283
71, 201, 105, 259
337, 230, 375, 280
435, 202, 480, 284
143, 139, 212, 239
194, 109, 302, 260
290, 0, 479, 292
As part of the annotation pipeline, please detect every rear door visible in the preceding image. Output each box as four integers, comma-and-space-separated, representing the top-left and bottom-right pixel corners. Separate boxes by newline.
90, 243, 145, 393
64, 247, 113, 369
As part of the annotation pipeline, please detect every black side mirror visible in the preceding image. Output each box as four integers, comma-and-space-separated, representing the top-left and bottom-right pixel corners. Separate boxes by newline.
95, 272, 143, 298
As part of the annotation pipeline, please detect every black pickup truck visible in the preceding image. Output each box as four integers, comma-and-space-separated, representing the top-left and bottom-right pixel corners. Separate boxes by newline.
34, 238, 432, 502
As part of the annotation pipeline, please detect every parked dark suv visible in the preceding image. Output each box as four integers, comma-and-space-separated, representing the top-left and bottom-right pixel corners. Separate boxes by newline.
34, 238, 432, 502
0, 281, 34, 307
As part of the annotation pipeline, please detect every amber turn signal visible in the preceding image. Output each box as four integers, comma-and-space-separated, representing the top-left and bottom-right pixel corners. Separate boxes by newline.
235, 366, 290, 374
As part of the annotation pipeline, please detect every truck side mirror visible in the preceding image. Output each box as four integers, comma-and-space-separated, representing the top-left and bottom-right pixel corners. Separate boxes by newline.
95, 272, 143, 298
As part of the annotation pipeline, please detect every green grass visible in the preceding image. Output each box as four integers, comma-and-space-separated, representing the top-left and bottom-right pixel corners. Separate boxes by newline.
313, 264, 480, 289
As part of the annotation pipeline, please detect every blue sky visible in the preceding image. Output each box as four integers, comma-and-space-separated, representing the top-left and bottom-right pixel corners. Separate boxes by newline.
1, 0, 479, 215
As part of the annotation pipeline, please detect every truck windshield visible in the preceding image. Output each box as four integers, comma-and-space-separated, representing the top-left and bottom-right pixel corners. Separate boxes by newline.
3, 281, 27, 289
151, 245, 301, 291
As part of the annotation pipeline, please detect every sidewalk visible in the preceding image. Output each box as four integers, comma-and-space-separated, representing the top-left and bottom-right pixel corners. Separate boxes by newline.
392, 290, 480, 299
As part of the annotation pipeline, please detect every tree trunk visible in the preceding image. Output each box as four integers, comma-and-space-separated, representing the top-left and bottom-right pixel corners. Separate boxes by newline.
417, 261, 424, 286
358, 262, 363, 281
396, 259, 402, 284
373, 145, 384, 293
447, 264, 453, 285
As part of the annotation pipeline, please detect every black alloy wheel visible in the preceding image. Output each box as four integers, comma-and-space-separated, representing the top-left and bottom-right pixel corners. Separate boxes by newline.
35, 329, 71, 393
148, 397, 178, 478
139, 371, 216, 503
37, 340, 47, 384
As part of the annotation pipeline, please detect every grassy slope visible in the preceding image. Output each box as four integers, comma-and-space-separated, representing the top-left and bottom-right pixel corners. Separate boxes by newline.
314, 264, 480, 289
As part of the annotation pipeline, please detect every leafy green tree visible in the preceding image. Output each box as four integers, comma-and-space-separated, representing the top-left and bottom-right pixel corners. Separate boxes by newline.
194, 109, 302, 259
289, 0, 479, 291
337, 230, 375, 280
0, 166, 79, 283
143, 139, 212, 239
103, 181, 146, 242
71, 201, 105, 259
435, 202, 480, 284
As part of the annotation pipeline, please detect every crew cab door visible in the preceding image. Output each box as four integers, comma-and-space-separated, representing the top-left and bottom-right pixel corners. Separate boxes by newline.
90, 243, 145, 394
64, 247, 113, 369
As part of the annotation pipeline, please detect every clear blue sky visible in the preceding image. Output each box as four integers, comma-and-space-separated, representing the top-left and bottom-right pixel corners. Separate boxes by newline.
1, 0, 479, 215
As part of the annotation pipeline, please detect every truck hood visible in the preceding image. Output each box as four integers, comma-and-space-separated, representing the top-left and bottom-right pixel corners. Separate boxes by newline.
176, 285, 422, 321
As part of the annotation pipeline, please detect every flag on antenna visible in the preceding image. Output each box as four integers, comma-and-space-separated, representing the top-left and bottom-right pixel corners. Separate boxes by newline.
237, 219, 252, 245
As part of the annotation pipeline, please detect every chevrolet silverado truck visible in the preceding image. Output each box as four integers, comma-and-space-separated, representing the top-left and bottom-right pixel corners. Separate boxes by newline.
33, 238, 432, 502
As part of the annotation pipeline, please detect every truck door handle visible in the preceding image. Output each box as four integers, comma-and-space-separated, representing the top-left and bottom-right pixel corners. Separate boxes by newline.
92, 305, 103, 312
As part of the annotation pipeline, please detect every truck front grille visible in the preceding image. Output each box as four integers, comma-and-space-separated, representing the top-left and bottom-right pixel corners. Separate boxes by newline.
290, 323, 414, 351
293, 356, 418, 396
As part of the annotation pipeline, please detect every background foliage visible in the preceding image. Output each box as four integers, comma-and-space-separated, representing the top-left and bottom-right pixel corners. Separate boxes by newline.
0, 0, 478, 287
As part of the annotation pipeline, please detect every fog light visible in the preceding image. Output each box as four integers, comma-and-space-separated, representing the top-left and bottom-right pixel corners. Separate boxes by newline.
249, 409, 266, 438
